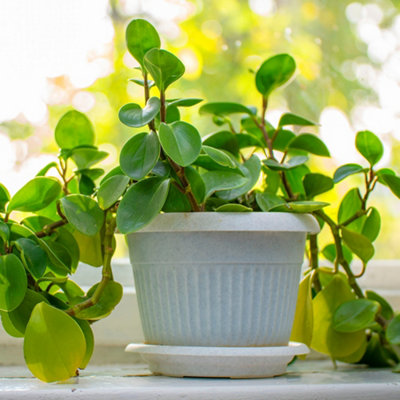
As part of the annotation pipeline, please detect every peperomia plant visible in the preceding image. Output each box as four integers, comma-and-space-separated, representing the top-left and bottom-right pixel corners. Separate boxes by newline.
114, 19, 400, 369
0, 110, 122, 382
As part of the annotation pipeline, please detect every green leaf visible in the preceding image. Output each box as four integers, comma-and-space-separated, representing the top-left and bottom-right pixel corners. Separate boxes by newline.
311, 275, 366, 360
117, 177, 170, 234
255, 54, 296, 96
271, 200, 329, 213
194, 154, 244, 174
144, 48, 185, 91
98, 175, 130, 210
55, 110, 95, 150
366, 290, 394, 320
0, 289, 47, 337
129, 78, 156, 88
0, 183, 10, 212
271, 129, 295, 151
284, 164, 309, 196
256, 191, 285, 211
120, 131, 160, 180
203, 131, 240, 156
100, 166, 125, 185
342, 227, 374, 264
333, 299, 380, 333
360, 332, 398, 367
202, 146, 236, 168
0, 254, 27, 312
125, 19, 161, 68
0, 221, 10, 243
303, 173, 333, 198
333, 163, 365, 183
71, 148, 108, 170
322, 244, 353, 265
74, 319, 94, 369
167, 98, 203, 108
60, 195, 104, 236
362, 208, 381, 242
201, 171, 247, 199
185, 166, 206, 204
78, 173, 95, 195
236, 133, 265, 149
73, 231, 103, 267
217, 155, 261, 201
278, 113, 317, 128
263, 155, 308, 171
199, 102, 254, 116
75, 281, 123, 320
159, 122, 201, 166
163, 184, 191, 212
36, 162, 58, 177
356, 130, 383, 166
380, 174, 400, 199
8, 177, 61, 212
338, 188, 362, 226
119, 97, 160, 128
215, 204, 252, 212
290, 273, 313, 346
386, 314, 400, 345
24, 302, 86, 382
14, 238, 47, 279
288, 134, 330, 157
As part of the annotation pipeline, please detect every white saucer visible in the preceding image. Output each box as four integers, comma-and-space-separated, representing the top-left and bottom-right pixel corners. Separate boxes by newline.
125, 342, 309, 378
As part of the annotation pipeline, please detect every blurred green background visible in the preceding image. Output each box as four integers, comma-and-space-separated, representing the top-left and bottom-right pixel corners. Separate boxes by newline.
1, 0, 400, 258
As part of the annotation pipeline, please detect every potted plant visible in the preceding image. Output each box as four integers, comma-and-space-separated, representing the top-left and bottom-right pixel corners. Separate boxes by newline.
114, 19, 400, 376
0, 110, 123, 382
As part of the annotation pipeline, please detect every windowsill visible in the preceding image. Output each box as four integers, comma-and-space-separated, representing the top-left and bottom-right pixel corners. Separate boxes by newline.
1, 360, 400, 399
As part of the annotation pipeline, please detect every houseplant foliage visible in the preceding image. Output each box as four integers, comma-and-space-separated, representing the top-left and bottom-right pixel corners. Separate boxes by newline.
115, 19, 400, 369
0, 110, 122, 382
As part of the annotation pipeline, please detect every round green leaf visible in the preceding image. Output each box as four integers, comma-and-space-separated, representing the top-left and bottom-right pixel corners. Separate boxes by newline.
144, 48, 185, 91
167, 98, 203, 108
163, 184, 191, 212
255, 54, 296, 96
380, 174, 400, 199
338, 188, 362, 226
271, 129, 295, 151
119, 97, 160, 128
278, 113, 317, 128
73, 231, 102, 267
201, 170, 247, 199
14, 238, 47, 279
185, 166, 206, 204
215, 204, 252, 212
356, 130, 383, 166
203, 131, 239, 157
126, 19, 161, 67
288, 133, 330, 157
159, 122, 201, 166
8, 177, 61, 212
74, 318, 94, 369
71, 148, 108, 170
386, 314, 400, 345
202, 146, 236, 168
0, 183, 10, 212
60, 194, 104, 236
333, 163, 365, 183
333, 299, 380, 333
117, 177, 170, 234
256, 191, 285, 211
0, 254, 27, 312
366, 290, 393, 320
217, 155, 261, 201
119, 131, 160, 180
263, 155, 308, 171
199, 102, 254, 116
362, 207, 381, 242
0, 289, 47, 337
342, 227, 374, 264
98, 175, 130, 210
24, 302, 86, 382
303, 173, 333, 198
55, 110, 95, 150
75, 281, 123, 320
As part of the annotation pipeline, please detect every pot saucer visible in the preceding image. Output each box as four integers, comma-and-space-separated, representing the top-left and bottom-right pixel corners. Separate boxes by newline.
125, 342, 309, 378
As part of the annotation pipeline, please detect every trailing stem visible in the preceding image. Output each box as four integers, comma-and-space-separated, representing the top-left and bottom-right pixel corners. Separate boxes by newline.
309, 234, 322, 292
66, 212, 116, 316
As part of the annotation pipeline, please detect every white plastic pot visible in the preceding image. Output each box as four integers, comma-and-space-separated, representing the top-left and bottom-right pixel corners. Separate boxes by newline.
127, 212, 319, 348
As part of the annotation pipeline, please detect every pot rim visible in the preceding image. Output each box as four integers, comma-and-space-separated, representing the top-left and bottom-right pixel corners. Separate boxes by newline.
129, 212, 320, 234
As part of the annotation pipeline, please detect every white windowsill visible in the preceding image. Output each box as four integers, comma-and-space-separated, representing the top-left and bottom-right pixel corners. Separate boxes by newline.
1, 360, 400, 400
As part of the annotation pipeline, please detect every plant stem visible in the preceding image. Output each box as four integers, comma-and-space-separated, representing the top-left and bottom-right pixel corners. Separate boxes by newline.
160, 90, 166, 123
143, 70, 156, 132
36, 219, 68, 238
309, 234, 322, 292
314, 209, 364, 298
66, 213, 116, 316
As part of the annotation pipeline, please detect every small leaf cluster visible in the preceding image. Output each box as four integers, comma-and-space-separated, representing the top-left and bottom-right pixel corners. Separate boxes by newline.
0, 110, 122, 382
